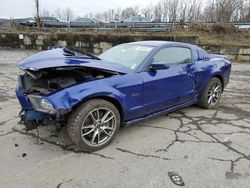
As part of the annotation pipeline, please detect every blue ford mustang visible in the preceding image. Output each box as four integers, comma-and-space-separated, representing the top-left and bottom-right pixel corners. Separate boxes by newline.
16, 41, 231, 151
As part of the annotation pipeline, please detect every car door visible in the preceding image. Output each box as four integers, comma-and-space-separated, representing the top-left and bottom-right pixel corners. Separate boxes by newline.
142, 46, 196, 114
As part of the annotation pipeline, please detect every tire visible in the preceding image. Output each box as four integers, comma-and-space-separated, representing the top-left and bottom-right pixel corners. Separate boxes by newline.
198, 77, 222, 109
67, 99, 120, 152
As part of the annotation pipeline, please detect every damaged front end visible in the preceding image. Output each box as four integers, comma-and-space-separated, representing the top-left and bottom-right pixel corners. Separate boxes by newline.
16, 66, 120, 130
16, 68, 76, 130
16, 48, 129, 131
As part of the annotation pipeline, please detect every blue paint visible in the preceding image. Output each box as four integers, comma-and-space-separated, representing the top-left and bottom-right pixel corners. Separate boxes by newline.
16, 85, 32, 110
16, 41, 231, 124
18, 48, 131, 73
24, 110, 49, 121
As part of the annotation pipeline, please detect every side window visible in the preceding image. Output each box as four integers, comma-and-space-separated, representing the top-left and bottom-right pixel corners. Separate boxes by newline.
153, 47, 192, 65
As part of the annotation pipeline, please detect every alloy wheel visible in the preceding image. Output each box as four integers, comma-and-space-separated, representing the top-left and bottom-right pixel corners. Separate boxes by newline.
81, 108, 116, 147
207, 81, 221, 106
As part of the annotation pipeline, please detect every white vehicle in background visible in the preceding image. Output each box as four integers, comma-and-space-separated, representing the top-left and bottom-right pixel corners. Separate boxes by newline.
122, 16, 151, 23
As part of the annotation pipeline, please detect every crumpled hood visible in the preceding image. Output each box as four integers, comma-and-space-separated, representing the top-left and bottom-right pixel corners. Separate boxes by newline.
18, 48, 132, 74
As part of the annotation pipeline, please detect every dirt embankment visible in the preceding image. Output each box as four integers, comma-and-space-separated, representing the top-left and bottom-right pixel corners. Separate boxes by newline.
0, 25, 250, 62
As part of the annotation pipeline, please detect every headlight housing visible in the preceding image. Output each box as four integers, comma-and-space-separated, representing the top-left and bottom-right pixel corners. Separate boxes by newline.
40, 99, 54, 111
28, 95, 56, 114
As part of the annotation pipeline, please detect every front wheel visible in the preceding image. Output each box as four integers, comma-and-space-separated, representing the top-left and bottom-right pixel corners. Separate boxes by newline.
198, 77, 222, 109
67, 99, 120, 152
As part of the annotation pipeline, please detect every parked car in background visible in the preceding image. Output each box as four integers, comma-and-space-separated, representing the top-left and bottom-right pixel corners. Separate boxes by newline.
0, 18, 9, 22
74, 17, 96, 23
122, 16, 151, 23
16, 41, 231, 151
118, 16, 152, 28
14, 17, 36, 27
70, 17, 98, 28
40, 17, 68, 28
92, 18, 105, 24
0, 18, 11, 27
234, 23, 250, 29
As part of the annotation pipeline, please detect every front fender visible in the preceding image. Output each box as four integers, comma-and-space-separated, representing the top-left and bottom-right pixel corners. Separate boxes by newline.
44, 79, 126, 112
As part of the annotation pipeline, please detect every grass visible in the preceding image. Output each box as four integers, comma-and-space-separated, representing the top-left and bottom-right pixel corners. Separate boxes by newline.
171, 28, 250, 47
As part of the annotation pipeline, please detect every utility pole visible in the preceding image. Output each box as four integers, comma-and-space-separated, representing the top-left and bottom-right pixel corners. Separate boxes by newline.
35, 0, 41, 29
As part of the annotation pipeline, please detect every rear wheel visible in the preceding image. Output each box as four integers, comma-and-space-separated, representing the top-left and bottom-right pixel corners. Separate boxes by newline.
67, 99, 120, 152
198, 77, 222, 109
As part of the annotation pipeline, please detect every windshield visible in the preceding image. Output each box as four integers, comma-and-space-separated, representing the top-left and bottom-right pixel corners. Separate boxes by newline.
99, 44, 154, 71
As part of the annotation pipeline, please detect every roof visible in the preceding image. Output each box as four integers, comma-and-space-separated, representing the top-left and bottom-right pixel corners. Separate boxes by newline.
123, 40, 198, 49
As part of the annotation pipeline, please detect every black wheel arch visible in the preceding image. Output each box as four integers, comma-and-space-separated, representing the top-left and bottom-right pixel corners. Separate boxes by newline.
213, 74, 224, 91
71, 96, 124, 125
197, 74, 224, 102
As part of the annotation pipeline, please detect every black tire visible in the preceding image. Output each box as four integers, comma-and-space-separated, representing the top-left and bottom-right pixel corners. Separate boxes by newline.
198, 77, 222, 109
67, 99, 120, 152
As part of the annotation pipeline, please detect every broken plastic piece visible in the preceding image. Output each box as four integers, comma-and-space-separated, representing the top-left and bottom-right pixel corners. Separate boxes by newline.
168, 171, 185, 186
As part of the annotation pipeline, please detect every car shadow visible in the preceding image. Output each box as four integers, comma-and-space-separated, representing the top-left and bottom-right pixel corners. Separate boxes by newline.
12, 107, 195, 154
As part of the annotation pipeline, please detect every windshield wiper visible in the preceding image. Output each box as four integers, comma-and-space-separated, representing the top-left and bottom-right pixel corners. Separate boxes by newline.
48, 46, 100, 60
63, 47, 101, 60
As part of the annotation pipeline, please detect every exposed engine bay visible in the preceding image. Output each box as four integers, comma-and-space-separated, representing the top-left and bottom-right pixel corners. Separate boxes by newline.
19, 67, 120, 95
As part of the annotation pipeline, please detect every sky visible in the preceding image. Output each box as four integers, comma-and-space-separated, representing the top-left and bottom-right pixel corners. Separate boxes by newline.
0, 0, 156, 18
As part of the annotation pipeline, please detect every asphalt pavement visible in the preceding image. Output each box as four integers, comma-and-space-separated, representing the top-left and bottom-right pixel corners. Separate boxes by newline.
0, 49, 249, 188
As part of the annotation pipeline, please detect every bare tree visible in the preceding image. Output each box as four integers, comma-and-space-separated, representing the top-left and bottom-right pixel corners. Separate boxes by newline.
105, 9, 115, 22
95, 12, 102, 20
54, 7, 74, 21
203, 0, 217, 22
64, 7, 74, 21
94, 9, 114, 22
154, 3, 162, 22
88, 13, 94, 18
121, 6, 139, 19
71, 0, 249, 23
95, 7, 134, 22
201, 0, 247, 22
41, 9, 50, 17
232, 0, 250, 22
55, 8, 63, 20
186, 0, 203, 22
179, 1, 188, 22
141, 4, 154, 20
244, 7, 250, 21
242, 1, 250, 21
114, 8, 122, 21
216, 0, 245, 22
162, 0, 180, 22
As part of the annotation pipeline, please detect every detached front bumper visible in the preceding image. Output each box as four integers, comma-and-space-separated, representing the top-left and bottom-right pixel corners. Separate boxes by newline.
15, 84, 69, 130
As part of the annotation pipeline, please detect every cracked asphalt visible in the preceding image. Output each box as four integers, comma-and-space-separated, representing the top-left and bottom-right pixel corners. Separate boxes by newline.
0, 49, 250, 188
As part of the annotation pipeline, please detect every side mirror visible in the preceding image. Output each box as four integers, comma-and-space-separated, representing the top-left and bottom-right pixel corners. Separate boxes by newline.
149, 61, 170, 70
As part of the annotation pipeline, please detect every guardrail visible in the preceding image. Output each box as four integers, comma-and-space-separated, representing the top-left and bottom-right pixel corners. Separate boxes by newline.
1, 19, 250, 31
41, 21, 176, 29
0, 20, 177, 32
